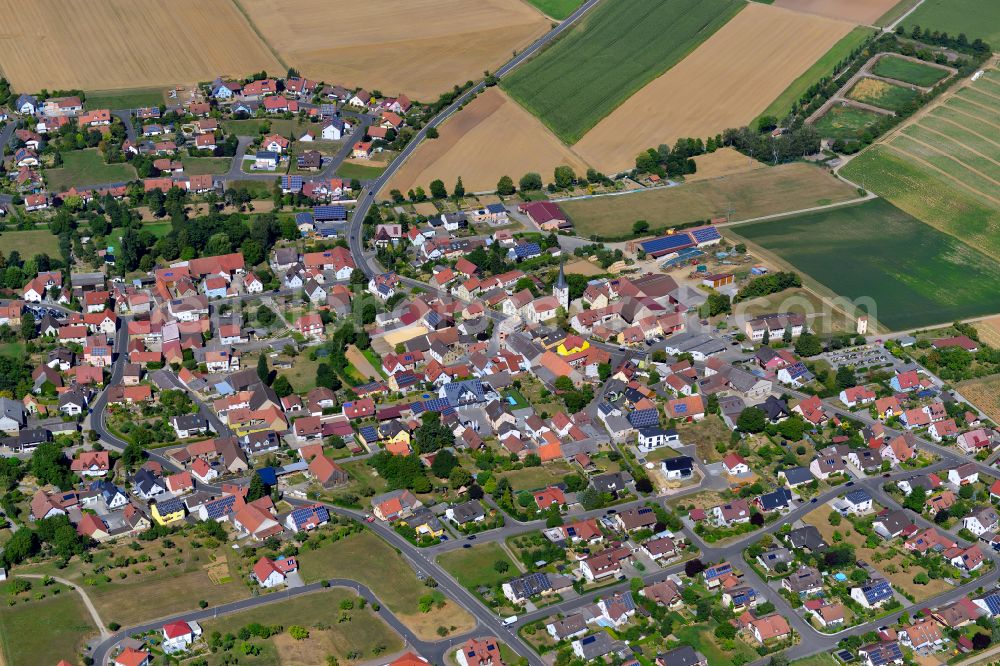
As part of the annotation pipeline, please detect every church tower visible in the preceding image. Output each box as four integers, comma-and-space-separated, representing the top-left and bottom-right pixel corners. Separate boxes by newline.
554, 260, 569, 310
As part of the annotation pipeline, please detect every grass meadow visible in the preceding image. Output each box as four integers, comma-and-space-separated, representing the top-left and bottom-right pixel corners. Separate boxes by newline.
813, 104, 885, 140
44, 149, 136, 190
523, 0, 583, 19
727, 199, 1000, 330
846, 78, 922, 113
503, 0, 743, 143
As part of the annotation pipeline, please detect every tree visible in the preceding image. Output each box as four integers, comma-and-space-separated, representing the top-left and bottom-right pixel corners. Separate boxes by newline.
782, 323, 793, 343
598, 363, 612, 381
632, 220, 649, 235
913, 572, 929, 585
429, 179, 447, 199
553, 166, 576, 189
736, 407, 766, 433
272, 375, 293, 398
414, 411, 455, 453
425, 127, 439, 139
903, 485, 927, 512
828, 511, 842, 527
835, 365, 857, 390
554, 375, 574, 392
795, 332, 823, 357
31, 442, 74, 489
453, 177, 465, 199
430, 449, 458, 478
714, 622, 737, 639
449, 466, 473, 490
350, 268, 367, 286
247, 471, 268, 502
19, 310, 35, 341
257, 354, 269, 384
519, 172, 542, 191
706, 292, 731, 317
496, 175, 515, 195
762, 328, 770, 346
684, 558, 705, 577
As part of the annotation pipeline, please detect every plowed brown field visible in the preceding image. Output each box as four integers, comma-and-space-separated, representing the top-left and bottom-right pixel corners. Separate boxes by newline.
0, 0, 281, 91
773, 0, 901, 25
384, 88, 592, 194
574, 3, 854, 173
238, 0, 550, 100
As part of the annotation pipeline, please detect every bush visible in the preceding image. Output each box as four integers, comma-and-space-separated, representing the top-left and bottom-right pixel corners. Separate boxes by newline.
288, 625, 309, 640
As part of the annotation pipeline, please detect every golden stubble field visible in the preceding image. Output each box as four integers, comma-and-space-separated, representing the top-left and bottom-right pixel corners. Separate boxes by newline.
686, 147, 766, 182
238, 0, 550, 100
573, 3, 855, 173
773, 0, 902, 25
0, 0, 281, 91
385, 87, 592, 194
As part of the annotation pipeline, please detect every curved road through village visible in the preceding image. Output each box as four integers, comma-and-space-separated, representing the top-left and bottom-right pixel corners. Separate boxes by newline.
78, 0, 1000, 662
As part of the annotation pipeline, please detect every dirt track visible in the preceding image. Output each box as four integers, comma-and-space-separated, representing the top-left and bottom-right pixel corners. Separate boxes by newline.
573, 3, 854, 173
384, 87, 592, 194
238, 0, 550, 100
0, 0, 281, 91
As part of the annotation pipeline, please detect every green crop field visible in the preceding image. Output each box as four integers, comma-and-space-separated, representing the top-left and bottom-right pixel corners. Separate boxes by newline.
872, 55, 949, 87
759, 26, 875, 124
847, 78, 922, 112
523, 0, 583, 19
44, 149, 137, 190
812, 105, 884, 140
902, 0, 1000, 49
728, 199, 1000, 330
84, 87, 164, 110
503, 0, 743, 143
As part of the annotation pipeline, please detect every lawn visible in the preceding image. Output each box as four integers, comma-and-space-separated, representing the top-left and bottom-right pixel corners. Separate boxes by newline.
295, 530, 475, 640
181, 156, 232, 175
199, 588, 402, 665
336, 162, 386, 181
222, 118, 323, 138
839, 144, 1000, 263
229, 180, 275, 199
0, 229, 61, 257
0, 342, 26, 357
847, 78, 922, 113
502, 388, 529, 410
438, 542, 518, 589
812, 104, 885, 140
0, 581, 97, 666
278, 353, 321, 393
727, 199, 1000, 331
560, 162, 857, 239
84, 87, 164, 110
44, 149, 137, 190
503, 0, 744, 143
792, 653, 840, 666
872, 55, 949, 87
674, 623, 760, 666
501, 461, 573, 491
759, 26, 875, 123
902, 0, 1000, 49
523, 0, 583, 19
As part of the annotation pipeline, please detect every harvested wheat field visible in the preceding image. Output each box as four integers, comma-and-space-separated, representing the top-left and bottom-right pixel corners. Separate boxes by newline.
687, 148, 766, 182
975, 317, 1000, 349
385, 88, 591, 194
773, 0, 901, 25
238, 0, 549, 100
574, 3, 854, 173
957, 375, 1000, 424
0, 0, 281, 91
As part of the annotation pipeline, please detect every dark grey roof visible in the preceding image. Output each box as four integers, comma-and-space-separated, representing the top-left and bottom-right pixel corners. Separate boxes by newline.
786, 525, 827, 551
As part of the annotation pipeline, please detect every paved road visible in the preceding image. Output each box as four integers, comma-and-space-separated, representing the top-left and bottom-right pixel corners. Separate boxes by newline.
110, 110, 137, 143
90, 580, 476, 666
151, 368, 232, 436
346, 0, 603, 279
316, 114, 373, 180
0, 118, 20, 154
220, 136, 270, 183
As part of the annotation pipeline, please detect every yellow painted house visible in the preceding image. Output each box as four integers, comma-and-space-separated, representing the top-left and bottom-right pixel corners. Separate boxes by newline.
150, 498, 186, 526
557, 336, 590, 356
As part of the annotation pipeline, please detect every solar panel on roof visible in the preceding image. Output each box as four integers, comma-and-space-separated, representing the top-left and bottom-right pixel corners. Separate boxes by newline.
641, 234, 694, 256
985, 594, 1000, 615
690, 226, 722, 244
205, 494, 237, 520
424, 398, 450, 412
359, 426, 379, 441
410, 402, 426, 414
314, 205, 347, 221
